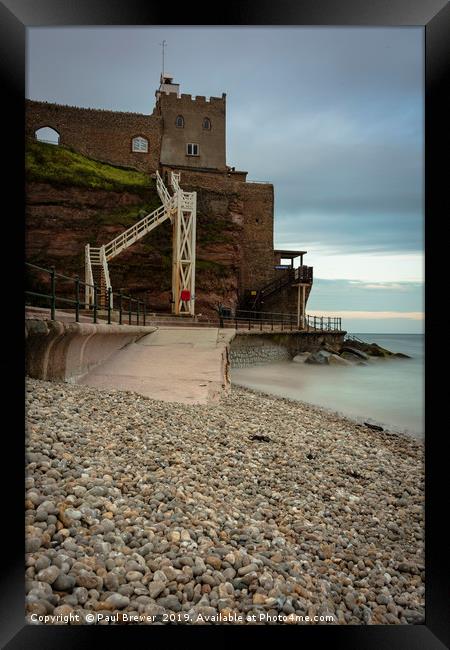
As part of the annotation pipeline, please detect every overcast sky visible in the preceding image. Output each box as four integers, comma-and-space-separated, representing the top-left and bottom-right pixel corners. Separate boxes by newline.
27, 27, 424, 333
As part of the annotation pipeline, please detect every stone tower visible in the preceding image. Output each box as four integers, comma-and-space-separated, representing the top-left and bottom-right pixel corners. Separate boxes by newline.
155, 74, 226, 172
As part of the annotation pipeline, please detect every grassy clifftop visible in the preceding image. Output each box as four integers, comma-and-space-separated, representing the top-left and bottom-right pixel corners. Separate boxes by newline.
26, 139, 153, 193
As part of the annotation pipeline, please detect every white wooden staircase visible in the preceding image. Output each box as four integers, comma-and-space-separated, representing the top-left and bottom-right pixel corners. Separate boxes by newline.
85, 171, 197, 315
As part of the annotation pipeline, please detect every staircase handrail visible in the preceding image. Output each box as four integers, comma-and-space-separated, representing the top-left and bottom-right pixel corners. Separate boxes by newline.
170, 171, 181, 192
156, 170, 172, 206
103, 200, 174, 260
100, 246, 112, 307
85, 245, 94, 283
259, 268, 294, 300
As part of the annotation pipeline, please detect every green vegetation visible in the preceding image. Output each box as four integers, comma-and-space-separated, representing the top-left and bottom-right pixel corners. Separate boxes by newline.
198, 215, 234, 245
94, 201, 162, 227
196, 259, 228, 274
26, 139, 154, 193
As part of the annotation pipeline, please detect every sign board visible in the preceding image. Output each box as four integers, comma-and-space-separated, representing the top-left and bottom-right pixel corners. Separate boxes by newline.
275, 265, 290, 269
250, 290, 257, 296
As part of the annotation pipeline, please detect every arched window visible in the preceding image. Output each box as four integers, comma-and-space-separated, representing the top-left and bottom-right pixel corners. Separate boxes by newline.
175, 115, 184, 128
132, 136, 148, 153
202, 117, 211, 130
35, 126, 60, 145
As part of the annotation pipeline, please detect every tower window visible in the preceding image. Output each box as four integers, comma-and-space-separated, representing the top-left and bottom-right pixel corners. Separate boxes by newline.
203, 117, 211, 130
132, 136, 148, 153
175, 115, 184, 128
186, 143, 199, 156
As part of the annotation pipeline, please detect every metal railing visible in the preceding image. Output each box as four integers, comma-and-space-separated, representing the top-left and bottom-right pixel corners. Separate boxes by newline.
26, 263, 343, 332
345, 333, 366, 344
244, 266, 313, 310
294, 265, 313, 283
219, 309, 342, 332
304, 314, 342, 332
25, 262, 150, 326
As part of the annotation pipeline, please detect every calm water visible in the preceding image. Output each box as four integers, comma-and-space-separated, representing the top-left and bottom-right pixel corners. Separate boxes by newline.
232, 334, 424, 439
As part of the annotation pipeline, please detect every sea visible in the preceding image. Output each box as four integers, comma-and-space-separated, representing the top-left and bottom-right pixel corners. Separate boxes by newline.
231, 334, 424, 439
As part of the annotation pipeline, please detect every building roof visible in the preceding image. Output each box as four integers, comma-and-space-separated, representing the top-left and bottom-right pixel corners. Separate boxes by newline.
274, 249, 307, 258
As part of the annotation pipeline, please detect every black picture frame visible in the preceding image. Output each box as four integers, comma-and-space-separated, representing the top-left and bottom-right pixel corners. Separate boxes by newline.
1, 1, 448, 648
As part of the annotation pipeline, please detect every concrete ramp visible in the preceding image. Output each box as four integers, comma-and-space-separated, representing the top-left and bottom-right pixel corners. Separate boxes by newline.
140, 327, 220, 348
78, 327, 235, 404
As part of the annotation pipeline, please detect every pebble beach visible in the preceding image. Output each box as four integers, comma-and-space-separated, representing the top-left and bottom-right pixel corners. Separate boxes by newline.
25, 377, 425, 625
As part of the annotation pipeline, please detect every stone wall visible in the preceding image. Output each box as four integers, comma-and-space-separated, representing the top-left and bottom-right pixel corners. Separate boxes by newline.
262, 281, 312, 315
230, 342, 291, 368
156, 93, 226, 170
230, 331, 346, 368
161, 167, 276, 301
238, 182, 276, 293
25, 100, 162, 173
25, 319, 157, 382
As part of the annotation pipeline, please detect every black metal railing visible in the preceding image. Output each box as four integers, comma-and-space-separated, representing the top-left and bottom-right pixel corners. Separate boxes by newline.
219, 309, 342, 332
114, 289, 148, 326
344, 333, 366, 344
25, 263, 343, 332
304, 314, 342, 332
258, 270, 294, 300
294, 265, 313, 284
243, 265, 314, 310
25, 263, 149, 326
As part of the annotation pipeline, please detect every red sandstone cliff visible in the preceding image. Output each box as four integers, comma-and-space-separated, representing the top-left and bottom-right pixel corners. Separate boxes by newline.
26, 175, 243, 316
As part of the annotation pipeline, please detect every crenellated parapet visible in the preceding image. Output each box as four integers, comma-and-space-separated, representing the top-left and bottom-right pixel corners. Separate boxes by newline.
156, 92, 226, 104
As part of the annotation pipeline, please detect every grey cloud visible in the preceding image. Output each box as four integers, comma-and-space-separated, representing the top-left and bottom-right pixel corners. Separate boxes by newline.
307, 278, 424, 312
27, 26, 423, 258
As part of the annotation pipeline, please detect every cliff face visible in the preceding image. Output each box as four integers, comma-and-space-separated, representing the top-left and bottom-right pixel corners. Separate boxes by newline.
25, 141, 243, 316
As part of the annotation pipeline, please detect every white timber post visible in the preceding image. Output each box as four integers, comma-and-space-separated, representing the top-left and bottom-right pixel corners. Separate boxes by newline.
189, 191, 197, 316
172, 188, 182, 315
170, 175, 197, 316
296, 282, 307, 330
301, 285, 306, 329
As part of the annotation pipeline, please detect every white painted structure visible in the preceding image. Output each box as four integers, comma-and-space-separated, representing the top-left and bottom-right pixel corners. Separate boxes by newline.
85, 171, 197, 316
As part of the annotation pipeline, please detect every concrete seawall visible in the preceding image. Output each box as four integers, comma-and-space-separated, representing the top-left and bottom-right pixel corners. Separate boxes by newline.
25, 320, 157, 382
229, 331, 346, 368
26, 320, 345, 401
26, 321, 234, 405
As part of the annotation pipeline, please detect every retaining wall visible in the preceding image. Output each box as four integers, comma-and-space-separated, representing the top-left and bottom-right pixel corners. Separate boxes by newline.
229, 331, 346, 368
25, 320, 157, 382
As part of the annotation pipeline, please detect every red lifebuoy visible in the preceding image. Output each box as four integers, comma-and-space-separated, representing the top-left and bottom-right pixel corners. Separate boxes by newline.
180, 289, 191, 301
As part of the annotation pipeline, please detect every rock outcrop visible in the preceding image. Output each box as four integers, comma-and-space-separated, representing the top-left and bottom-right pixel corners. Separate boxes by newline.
301, 338, 411, 365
